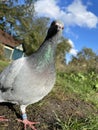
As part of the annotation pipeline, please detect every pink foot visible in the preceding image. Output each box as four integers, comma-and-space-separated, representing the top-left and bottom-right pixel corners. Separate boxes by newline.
17, 119, 39, 130
0, 116, 8, 122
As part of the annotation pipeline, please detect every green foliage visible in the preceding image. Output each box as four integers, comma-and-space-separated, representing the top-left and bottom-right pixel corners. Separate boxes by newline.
0, 0, 35, 33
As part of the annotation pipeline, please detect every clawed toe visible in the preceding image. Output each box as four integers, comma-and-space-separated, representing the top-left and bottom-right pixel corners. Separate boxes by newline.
17, 119, 39, 130
0, 116, 9, 122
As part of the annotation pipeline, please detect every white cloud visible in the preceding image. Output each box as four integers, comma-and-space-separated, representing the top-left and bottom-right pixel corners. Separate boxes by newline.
68, 39, 78, 56
69, 48, 78, 56
65, 0, 98, 28
34, 0, 98, 28
34, 0, 60, 18
68, 39, 75, 48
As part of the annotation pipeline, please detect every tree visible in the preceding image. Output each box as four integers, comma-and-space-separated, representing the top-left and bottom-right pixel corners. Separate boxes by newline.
69, 47, 98, 73
0, 0, 35, 31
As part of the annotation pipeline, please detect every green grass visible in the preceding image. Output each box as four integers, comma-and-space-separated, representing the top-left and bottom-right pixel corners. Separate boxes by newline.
54, 113, 98, 130
56, 71, 98, 106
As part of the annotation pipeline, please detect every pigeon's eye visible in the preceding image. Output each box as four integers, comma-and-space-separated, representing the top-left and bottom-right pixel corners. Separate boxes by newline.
62, 26, 64, 30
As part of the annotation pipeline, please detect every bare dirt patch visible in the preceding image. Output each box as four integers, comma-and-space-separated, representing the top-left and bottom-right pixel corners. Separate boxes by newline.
0, 92, 97, 130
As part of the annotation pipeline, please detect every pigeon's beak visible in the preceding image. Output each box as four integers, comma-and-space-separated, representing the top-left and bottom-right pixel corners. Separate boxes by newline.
56, 22, 64, 31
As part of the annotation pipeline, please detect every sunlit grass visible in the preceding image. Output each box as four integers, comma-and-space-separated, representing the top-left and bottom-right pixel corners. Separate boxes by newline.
56, 71, 98, 106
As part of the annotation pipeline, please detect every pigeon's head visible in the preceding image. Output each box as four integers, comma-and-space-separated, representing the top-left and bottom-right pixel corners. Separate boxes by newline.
50, 20, 64, 31
45, 20, 64, 40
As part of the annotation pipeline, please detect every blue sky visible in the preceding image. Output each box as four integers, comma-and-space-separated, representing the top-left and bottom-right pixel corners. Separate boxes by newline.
34, 0, 98, 60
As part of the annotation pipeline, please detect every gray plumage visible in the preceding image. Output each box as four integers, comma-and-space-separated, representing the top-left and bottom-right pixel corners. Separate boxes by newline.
0, 20, 64, 117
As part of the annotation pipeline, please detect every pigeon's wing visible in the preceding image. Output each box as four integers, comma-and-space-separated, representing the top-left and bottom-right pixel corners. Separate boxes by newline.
0, 58, 24, 91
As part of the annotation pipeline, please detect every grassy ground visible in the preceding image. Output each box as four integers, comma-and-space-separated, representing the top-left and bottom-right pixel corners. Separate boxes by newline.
0, 60, 98, 130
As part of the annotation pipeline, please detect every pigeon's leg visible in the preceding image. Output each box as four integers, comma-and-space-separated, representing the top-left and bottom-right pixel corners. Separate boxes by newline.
0, 116, 8, 121
17, 105, 39, 130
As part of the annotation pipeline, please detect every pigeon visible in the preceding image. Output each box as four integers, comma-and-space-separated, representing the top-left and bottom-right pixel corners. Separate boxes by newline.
0, 20, 64, 130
